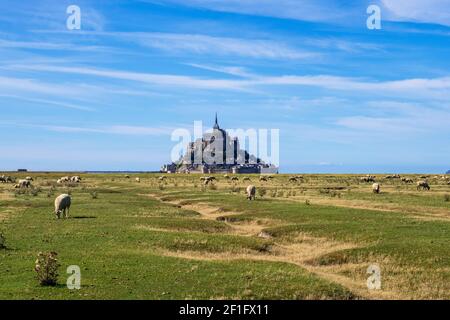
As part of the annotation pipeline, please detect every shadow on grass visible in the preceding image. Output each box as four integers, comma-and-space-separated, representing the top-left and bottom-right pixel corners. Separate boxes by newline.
71, 215, 97, 219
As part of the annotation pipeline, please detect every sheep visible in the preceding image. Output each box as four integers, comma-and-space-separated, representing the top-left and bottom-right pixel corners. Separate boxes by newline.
360, 176, 375, 183
15, 179, 31, 188
223, 174, 230, 179
372, 183, 380, 194
25, 176, 33, 181
54, 194, 71, 219
70, 176, 81, 183
158, 176, 166, 181
416, 180, 430, 191
135, 177, 140, 183
401, 177, 413, 184
246, 185, 256, 200
1, 175, 14, 183
203, 177, 215, 185
231, 177, 239, 181
259, 176, 267, 182
289, 177, 298, 183
125, 175, 130, 179
243, 177, 251, 182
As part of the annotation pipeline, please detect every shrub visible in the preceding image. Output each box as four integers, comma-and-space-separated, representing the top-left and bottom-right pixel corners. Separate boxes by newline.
34, 252, 60, 286
305, 199, 311, 205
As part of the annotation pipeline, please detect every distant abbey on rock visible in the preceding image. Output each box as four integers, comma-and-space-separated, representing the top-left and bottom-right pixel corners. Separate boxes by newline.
161, 114, 278, 174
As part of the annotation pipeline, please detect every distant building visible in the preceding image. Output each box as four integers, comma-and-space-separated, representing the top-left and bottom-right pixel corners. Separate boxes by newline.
161, 114, 278, 174
17, 169, 28, 172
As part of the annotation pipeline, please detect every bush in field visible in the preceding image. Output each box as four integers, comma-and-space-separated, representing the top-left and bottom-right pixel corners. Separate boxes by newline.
305, 199, 311, 205
0, 231, 6, 249
34, 252, 60, 286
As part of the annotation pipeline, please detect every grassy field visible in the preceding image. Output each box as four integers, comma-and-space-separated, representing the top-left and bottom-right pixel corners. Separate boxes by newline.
0, 172, 449, 300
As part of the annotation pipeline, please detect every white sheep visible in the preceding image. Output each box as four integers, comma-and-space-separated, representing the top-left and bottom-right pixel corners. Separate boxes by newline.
54, 194, 71, 219
246, 185, 256, 200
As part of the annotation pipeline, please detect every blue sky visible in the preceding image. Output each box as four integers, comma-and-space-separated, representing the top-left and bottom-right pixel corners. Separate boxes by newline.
0, 0, 449, 173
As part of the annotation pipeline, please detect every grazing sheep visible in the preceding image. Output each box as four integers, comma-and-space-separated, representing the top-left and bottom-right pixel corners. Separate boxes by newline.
223, 174, 230, 179
70, 176, 81, 183
135, 177, 140, 183
289, 177, 298, 183
259, 176, 267, 182
372, 183, 380, 194
158, 176, 166, 181
401, 177, 413, 184
25, 176, 33, 181
243, 177, 251, 182
231, 177, 239, 181
360, 176, 375, 183
385, 174, 400, 179
1, 175, 14, 183
203, 176, 216, 185
246, 185, 256, 200
15, 179, 31, 188
54, 194, 71, 219
416, 180, 430, 191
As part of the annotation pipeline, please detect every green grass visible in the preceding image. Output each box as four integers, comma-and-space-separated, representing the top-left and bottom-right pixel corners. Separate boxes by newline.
1, 173, 449, 299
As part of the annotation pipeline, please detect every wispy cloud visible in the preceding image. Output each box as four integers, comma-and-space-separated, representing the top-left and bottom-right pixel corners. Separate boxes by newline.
42, 125, 174, 136
7, 64, 450, 100
142, 0, 356, 23
381, 0, 450, 27
0, 39, 110, 52
0, 94, 94, 111
98, 32, 317, 60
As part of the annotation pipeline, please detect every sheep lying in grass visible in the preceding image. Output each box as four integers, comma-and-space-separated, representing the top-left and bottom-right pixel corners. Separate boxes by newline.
372, 183, 380, 194
246, 185, 256, 200
54, 194, 71, 219
416, 180, 430, 191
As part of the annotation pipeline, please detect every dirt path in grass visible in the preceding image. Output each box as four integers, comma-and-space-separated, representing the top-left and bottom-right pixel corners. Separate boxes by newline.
146, 193, 405, 300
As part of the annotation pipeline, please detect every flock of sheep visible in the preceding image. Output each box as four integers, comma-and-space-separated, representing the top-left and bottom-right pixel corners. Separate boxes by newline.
2, 172, 449, 220
357, 174, 448, 193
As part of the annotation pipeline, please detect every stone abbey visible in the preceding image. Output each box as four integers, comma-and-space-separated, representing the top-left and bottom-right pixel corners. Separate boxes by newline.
161, 114, 278, 174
